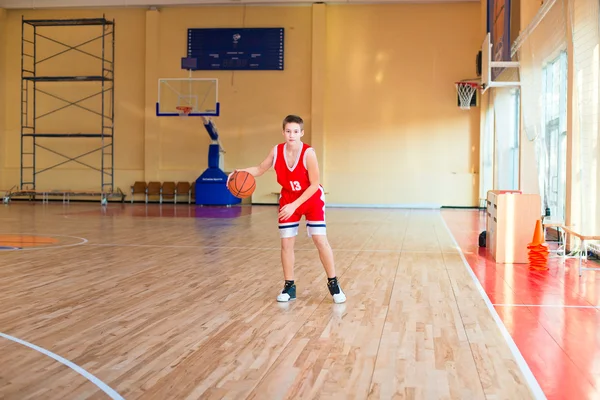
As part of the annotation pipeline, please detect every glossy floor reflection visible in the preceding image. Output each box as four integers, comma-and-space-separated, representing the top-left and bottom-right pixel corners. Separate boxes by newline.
62, 203, 256, 218
1, 203, 538, 399
443, 208, 600, 400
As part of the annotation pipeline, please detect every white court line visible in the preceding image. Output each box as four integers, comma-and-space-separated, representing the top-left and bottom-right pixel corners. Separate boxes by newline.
439, 215, 547, 400
0, 233, 88, 252
0, 331, 124, 400
493, 304, 599, 309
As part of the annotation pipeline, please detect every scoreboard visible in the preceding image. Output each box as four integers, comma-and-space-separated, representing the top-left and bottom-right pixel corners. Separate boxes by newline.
183, 27, 284, 71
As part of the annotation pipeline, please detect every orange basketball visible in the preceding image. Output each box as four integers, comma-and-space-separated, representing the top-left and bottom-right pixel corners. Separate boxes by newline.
228, 170, 256, 198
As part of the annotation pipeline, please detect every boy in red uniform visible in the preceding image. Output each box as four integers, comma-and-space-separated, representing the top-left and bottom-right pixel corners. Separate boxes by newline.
228, 115, 346, 303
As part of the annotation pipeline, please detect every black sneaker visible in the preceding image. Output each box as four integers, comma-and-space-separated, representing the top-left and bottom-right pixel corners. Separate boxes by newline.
327, 278, 346, 303
276, 281, 296, 302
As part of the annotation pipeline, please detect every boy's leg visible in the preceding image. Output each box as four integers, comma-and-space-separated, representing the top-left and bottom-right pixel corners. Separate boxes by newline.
311, 234, 346, 303
277, 236, 296, 302
311, 235, 335, 278
305, 189, 346, 303
277, 199, 301, 302
281, 236, 295, 280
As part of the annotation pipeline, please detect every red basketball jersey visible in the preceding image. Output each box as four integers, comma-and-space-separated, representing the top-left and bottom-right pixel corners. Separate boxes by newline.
273, 142, 326, 231
273, 142, 316, 199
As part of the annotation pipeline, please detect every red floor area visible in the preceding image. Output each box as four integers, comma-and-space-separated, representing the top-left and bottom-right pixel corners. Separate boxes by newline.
442, 209, 600, 400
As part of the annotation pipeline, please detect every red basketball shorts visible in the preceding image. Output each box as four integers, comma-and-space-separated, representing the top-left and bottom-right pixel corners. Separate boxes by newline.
278, 186, 326, 238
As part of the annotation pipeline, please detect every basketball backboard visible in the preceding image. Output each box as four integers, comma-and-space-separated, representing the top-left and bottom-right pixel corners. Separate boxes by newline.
156, 78, 220, 117
481, 32, 493, 90
481, 32, 520, 93
487, 0, 513, 65
481, 0, 521, 93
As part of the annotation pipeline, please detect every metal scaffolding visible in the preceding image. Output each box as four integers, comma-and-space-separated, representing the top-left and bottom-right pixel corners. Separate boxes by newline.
20, 16, 115, 194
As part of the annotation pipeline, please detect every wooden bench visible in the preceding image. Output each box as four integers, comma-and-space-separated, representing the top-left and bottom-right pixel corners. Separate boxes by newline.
542, 220, 567, 257
4, 188, 125, 204
560, 225, 600, 276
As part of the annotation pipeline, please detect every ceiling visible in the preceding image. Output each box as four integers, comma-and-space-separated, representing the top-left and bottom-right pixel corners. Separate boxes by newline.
0, 0, 478, 9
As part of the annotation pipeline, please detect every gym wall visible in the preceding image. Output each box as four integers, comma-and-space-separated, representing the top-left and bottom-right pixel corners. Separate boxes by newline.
0, 2, 480, 206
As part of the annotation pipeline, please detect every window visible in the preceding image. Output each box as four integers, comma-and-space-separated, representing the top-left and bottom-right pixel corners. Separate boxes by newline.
480, 101, 495, 202
492, 87, 520, 191
509, 89, 520, 189
541, 51, 568, 222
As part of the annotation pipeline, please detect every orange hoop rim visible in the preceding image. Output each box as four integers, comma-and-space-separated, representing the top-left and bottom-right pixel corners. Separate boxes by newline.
455, 81, 480, 88
175, 105, 193, 115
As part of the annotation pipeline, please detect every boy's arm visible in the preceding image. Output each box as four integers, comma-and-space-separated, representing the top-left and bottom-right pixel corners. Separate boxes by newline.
227, 147, 275, 184
279, 149, 320, 220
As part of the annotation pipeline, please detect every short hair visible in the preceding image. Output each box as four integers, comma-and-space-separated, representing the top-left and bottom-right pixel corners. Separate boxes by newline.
282, 114, 304, 130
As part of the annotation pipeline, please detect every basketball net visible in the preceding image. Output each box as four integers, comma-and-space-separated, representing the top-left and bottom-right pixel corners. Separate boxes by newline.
455, 82, 479, 110
176, 105, 192, 117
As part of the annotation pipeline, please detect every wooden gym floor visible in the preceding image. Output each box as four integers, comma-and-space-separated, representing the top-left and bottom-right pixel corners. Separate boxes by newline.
0, 202, 536, 399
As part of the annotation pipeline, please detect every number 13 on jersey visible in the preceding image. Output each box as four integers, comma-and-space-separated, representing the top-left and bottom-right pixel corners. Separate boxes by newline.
290, 181, 302, 191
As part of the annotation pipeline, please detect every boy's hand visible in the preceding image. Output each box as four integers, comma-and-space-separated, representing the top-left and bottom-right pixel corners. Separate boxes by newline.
279, 202, 298, 221
226, 170, 238, 186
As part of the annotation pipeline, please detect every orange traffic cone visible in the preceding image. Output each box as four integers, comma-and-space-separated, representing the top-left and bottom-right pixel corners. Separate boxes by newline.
528, 219, 549, 271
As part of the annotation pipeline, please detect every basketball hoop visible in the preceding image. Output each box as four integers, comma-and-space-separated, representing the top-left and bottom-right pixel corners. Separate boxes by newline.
175, 105, 193, 117
455, 81, 479, 110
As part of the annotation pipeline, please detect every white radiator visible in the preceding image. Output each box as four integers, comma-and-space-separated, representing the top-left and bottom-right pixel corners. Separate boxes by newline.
588, 242, 600, 258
